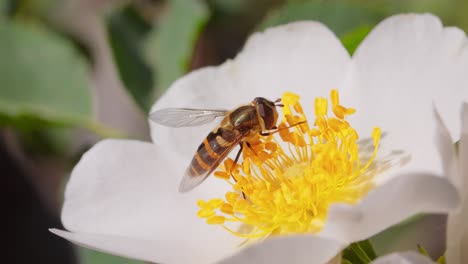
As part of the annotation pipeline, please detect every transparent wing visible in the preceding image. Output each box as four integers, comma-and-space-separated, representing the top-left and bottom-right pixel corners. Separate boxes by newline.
149, 108, 228, 128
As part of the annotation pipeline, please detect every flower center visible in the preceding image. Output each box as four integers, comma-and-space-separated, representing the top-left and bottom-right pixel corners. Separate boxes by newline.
197, 90, 381, 239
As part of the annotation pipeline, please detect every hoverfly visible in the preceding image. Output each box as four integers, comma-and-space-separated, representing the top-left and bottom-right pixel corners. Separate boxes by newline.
150, 97, 285, 192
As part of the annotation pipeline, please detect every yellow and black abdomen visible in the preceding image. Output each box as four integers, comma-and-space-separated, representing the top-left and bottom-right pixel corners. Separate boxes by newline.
188, 127, 234, 177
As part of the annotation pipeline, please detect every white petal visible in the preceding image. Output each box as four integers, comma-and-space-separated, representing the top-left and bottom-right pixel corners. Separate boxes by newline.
446, 103, 468, 264
218, 235, 345, 264
370, 252, 435, 264
234, 21, 351, 101
149, 21, 351, 161
50, 229, 171, 263
55, 139, 241, 264
320, 172, 459, 243
458, 103, 468, 263
433, 106, 458, 186
348, 13, 468, 181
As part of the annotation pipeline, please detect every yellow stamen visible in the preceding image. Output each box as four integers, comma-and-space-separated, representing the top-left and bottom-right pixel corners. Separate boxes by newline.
197, 90, 381, 240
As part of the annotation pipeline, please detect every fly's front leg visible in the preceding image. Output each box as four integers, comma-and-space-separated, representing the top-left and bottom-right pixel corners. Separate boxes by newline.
231, 143, 247, 199
245, 141, 257, 156
260, 120, 307, 136
230, 143, 243, 178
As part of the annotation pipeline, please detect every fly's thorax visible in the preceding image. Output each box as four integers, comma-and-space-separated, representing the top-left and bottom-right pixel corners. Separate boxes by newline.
228, 105, 260, 131
253, 97, 279, 130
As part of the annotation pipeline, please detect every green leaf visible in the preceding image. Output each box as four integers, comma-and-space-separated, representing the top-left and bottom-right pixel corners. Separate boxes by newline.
9, 0, 58, 20
1, 1, 8, 17
80, 248, 143, 264
17, 126, 73, 156
340, 24, 372, 55
108, 6, 154, 111
146, 0, 209, 98
0, 21, 117, 136
209, 0, 248, 14
342, 239, 377, 264
259, 0, 382, 37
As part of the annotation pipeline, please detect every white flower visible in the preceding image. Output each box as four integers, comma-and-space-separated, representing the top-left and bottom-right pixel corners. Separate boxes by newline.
51, 14, 468, 264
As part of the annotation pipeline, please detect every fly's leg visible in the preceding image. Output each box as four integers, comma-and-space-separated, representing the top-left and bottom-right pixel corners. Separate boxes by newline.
230, 143, 243, 178
245, 141, 257, 156
230, 143, 246, 199
260, 120, 307, 136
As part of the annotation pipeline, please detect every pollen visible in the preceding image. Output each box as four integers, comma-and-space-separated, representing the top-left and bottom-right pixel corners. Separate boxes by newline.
197, 90, 381, 239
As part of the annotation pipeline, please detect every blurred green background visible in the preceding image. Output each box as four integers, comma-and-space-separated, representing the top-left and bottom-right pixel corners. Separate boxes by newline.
2, 0, 467, 263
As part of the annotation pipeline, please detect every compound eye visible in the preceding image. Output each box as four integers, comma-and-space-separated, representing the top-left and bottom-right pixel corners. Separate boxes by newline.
258, 102, 275, 129
258, 103, 266, 117
253, 97, 265, 105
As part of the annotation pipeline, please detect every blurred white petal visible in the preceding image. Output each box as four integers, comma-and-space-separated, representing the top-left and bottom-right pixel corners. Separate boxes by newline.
218, 235, 345, 264
444, 103, 468, 264
370, 252, 435, 264
317, 14, 468, 246
371, 214, 446, 259
55, 140, 240, 264
320, 172, 459, 243
348, 14, 468, 183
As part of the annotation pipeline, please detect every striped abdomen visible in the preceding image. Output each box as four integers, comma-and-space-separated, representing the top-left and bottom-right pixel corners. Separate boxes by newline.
188, 127, 239, 177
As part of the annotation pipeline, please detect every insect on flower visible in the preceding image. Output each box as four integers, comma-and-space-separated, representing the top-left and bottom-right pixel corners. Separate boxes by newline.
150, 97, 304, 192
